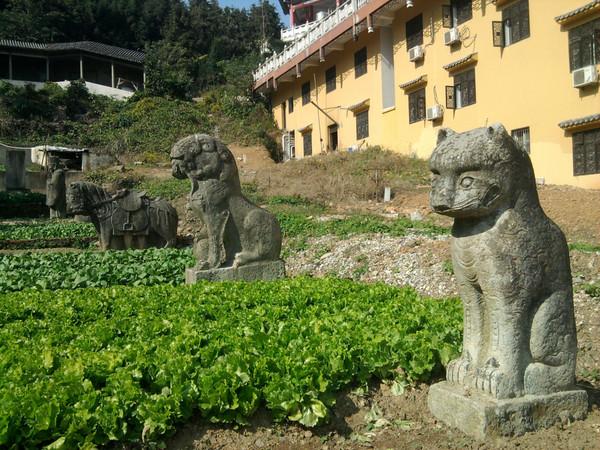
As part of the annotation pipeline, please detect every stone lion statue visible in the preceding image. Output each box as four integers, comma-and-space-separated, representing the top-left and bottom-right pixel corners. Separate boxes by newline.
171, 134, 282, 269
429, 124, 577, 399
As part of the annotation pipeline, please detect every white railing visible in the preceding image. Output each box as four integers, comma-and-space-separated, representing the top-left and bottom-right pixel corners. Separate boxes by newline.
281, 22, 312, 42
254, 0, 370, 82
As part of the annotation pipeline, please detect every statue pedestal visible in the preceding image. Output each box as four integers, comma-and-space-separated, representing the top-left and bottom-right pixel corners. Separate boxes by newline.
428, 381, 588, 440
185, 260, 286, 283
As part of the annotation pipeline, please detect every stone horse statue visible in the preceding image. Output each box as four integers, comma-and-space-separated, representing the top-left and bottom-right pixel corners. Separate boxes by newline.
67, 181, 178, 250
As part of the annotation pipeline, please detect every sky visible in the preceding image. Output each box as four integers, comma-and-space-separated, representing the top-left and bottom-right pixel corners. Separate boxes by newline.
218, 0, 287, 23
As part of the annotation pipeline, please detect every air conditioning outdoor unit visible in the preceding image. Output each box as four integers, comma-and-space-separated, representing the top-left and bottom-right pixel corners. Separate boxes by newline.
408, 45, 424, 62
426, 104, 443, 121
444, 27, 460, 45
572, 65, 598, 88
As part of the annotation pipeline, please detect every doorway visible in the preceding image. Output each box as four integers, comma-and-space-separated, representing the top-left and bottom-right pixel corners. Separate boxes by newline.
328, 124, 338, 152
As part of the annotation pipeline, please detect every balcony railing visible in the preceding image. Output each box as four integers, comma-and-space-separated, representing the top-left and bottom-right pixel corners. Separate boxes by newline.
254, 0, 370, 82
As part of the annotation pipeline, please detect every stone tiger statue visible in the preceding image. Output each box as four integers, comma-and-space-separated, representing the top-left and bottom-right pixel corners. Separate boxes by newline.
429, 124, 577, 399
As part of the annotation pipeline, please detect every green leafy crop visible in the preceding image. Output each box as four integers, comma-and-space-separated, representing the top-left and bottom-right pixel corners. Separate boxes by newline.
0, 278, 462, 448
0, 220, 96, 241
0, 248, 194, 292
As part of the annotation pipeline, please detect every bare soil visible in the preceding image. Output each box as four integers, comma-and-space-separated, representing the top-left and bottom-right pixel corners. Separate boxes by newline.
160, 146, 600, 450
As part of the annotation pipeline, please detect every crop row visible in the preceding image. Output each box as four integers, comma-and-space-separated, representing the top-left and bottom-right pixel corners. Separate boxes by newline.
0, 248, 194, 292
0, 220, 96, 240
0, 278, 462, 448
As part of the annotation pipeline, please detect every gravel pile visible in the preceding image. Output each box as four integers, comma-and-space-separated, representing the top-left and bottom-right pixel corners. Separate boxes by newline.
285, 233, 458, 298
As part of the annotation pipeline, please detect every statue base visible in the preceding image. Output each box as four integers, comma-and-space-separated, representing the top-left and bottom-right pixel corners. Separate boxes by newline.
185, 260, 286, 283
428, 381, 588, 440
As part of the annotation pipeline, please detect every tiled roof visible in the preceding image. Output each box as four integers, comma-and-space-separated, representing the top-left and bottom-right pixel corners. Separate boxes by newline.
443, 53, 477, 71
555, 0, 600, 23
347, 99, 370, 112
558, 113, 600, 129
0, 40, 145, 64
399, 75, 427, 90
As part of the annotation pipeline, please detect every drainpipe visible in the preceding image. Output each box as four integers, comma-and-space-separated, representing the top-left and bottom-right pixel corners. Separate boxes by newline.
79, 54, 84, 80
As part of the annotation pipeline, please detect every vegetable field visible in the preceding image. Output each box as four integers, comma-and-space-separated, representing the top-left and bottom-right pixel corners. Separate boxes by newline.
0, 278, 462, 448
0, 248, 194, 292
0, 221, 95, 241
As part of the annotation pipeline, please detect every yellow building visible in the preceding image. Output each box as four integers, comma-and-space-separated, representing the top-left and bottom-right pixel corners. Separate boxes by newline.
254, 0, 600, 188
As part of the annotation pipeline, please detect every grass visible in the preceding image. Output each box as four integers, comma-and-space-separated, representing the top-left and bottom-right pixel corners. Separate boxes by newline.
569, 242, 600, 253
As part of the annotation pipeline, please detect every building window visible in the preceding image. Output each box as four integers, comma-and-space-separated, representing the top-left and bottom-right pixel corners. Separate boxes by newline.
502, 0, 529, 46
325, 66, 336, 93
356, 110, 369, 140
354, 48, 367, 78
573, 128, 600, 176
288, 96, 294, 113
443, 0, 472, 28
408, 88, 426, 123
303, 131, 312, 156
447, 68, 476, 109
568, 17, 600, 72
301, 81, 310, 105
406, 14, 423, 50
511, 127, 531, 154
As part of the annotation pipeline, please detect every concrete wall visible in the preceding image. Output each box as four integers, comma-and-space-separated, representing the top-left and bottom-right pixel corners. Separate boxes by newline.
269, 0, 600, 188
0, 79, 134, 100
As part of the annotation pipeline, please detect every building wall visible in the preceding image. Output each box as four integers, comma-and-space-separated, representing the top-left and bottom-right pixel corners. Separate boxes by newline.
269, 0, 600, 189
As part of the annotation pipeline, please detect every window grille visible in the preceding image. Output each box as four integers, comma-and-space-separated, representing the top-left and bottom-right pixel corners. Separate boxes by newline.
356, 110, 369, 140
447, 68, 475, 109
406, 14, 423, 50
573, 128, 600, 176
354, 48, 367, 78
301, 82, 310, 105
326, 66, 336, 93
568, 18, 600, 71
501, 0, 529, 46
408, 88, 426, 123
443, 0, 472, 28
511, 127, 531, 154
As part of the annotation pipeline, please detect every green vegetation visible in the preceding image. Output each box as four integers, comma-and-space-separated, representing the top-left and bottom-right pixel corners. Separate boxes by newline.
0, 191, 46, 206
583, 282, 600, 298
0, 220, 95, 241
139, 177, 190, 200
278, 213, 448, 239
569, 242, 600, 253
0, 278, 462, 447
0, 248, 194, 292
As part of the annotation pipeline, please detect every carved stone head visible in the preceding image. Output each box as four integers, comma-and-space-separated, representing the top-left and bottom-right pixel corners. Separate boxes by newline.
429, 124, 536, 219
170, 134, 232, 181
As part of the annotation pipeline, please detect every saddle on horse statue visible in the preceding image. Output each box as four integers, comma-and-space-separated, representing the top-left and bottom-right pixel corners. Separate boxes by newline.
111, 189, 150, 236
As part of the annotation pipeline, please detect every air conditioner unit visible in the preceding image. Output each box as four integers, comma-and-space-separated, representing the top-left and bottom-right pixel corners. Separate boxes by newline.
426, 104, 443, 121
572, 65, 598, 88
408, 45, 424, 62
444, 27, 461, 45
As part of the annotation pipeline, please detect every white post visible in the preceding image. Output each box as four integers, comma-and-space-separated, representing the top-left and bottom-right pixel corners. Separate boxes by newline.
79, 55, 84, 80
8, 54, 12, 80
111, 61, 115, 88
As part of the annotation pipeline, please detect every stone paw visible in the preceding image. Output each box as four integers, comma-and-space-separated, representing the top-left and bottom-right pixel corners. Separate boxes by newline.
446, 356, 472, 384
474, 365, 504, 396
